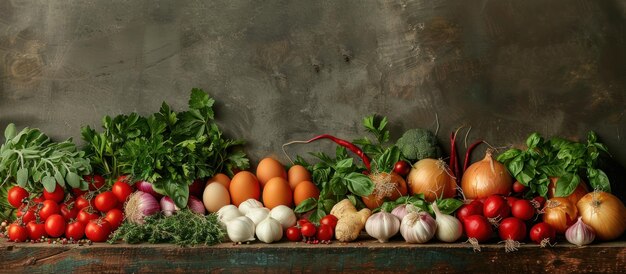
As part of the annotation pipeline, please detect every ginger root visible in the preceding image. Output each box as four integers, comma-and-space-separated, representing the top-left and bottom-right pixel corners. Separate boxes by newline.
330, 199, 372, 242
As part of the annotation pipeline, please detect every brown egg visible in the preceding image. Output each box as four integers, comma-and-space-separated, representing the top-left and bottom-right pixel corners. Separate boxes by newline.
262, 177, 293, 209
256, 157, 287, 187
206, 173, 231, 189
203, 183, 230, 213
293, 181, 320, 206
288, 165, 312, 190
229, 171, 260, 207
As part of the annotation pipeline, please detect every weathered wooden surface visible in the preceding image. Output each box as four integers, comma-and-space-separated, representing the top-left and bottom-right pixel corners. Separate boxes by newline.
1, 239, 625, 273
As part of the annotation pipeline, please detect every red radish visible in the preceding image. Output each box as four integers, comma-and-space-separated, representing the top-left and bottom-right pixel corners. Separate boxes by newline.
282, 134, 371, 171
463, 215, 492, 242
511, 199, 535, 221
469, 200, 484, 209
506, 196, 519, 208
529, 222, 556, 247
531, 196, 546, 209
456, 203, 483, 223
512, 181, 527, 193
498, 217, 527, 252
189, 179, 205, 198
483, 195, 510, 219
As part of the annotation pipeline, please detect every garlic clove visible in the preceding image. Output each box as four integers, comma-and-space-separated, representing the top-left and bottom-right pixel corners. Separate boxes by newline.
566, 217, 595, 246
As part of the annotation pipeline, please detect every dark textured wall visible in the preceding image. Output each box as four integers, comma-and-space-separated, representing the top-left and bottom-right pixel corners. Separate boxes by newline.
1, 1, 625, 169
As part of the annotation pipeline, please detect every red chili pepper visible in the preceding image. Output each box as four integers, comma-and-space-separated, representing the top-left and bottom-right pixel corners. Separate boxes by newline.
463, 140, 484, 172
450, 132, 460, 182
283, 134, 371, 171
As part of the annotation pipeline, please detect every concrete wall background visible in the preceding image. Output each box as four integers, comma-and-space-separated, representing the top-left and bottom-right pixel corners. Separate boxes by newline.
1, 0, 625, 169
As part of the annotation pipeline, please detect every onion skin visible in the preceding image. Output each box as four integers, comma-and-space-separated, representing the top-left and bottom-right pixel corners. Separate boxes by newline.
577, 191, 626, 241
543, 197, 578, 234
407, 159, 456, 202
548, 177, 589, 205
461, 150, 512, 199
362, 172, 408, 209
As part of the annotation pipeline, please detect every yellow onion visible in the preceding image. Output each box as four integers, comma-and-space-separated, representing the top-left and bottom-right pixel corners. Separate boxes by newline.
577, 191, 626, 241
548, 177, 589, 205
362, 172, 408, 209
543, 197, 578, 234
407, 159, 456, 202
461, 149, 512, 199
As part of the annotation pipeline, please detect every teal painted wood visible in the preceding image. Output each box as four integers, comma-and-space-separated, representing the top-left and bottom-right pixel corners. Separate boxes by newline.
2, 240, 625, 273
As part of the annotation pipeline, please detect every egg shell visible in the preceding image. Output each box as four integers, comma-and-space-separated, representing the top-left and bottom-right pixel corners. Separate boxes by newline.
256, 157, 287, 187
262, 177, 293, 209
288, 165, 312, 190
207, 173, 231, 189
293, 181, 320, 206
229, 171, 261, 206
203, 183, 231, 213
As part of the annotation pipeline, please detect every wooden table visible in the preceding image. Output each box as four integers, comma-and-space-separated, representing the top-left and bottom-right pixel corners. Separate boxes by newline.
2, 239, 625, 273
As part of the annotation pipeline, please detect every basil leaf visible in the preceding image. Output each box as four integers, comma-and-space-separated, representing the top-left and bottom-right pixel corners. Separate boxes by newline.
434, 198, 463, 215
526, 133, 542, 148
330, 177, 347, 196
539, 165, 564, 177
344, 172, 374, 197
588, 168, 610, 192
347, 195, 357, 206
294, 198, 318, 213
555, 174, 579, 197
508, 155, 524, 177
334, 158, 353, 174
163, 178, 189, 209
496, 149, 521, 162
322, 199, 336, 212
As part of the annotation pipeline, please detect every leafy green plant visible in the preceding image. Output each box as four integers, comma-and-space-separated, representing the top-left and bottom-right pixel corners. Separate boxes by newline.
378, 194, 463, 216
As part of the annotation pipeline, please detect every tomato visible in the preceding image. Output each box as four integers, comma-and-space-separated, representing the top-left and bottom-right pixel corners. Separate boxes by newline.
463, 215, 492, 242
506, 196, 519, 208
77, 208, 100, 224
511, 199, 535, 221
8, 186, 29, 208
75, 195, 92, 210
105, 208, 124, 229
297, 218, 311, 227
16, 204, 36, 224
529, 222, 556, 245
65, 220, 85, 240
85, 219, 112, 242
498, 217, 526, 241
38, 200, 60, 221
456, 203, 483, 223
84, 175, 105, 191
285, 226, 302, 242
32, 195, 45, 203
72, 188, 86, 197
320, 214, 338, 229
27, 221, 47, 240
532, 196, 546, 209
316, 224, 334, 241
43, 184, 65, 203
44, 214, 66, 238
94, 191, 118, 212
393, 161, 412, 177
512, 181, 527, 193
112, 181, 133, 203
8, 223, 29, 242
483, 195, 510, 219
60, 201, 79, 221
300, 222, 316, 238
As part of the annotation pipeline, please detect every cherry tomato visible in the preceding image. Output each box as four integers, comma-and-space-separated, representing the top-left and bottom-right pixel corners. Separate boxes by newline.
512, 181, 527, 193
393, 161, 412, 177
300, 222, 316, 238
85, 219, 112, 242
43, 184, 65, 203
105, 208, 124, 229
72, 188, 87, 197
511, 199, 535, 221
463, 215, 492, 242
483, 195, 510, 219
498, 217, 527, 241
112, 181, 133, 204
8, 223, 29, 242
65, 220, 85, 240
7, 186, 29, 208
27, 221, 47, 240
75, 195, 92, 210
456, 203, 483, 223
529, 222, 556, 245
38, 200, 60, 221
320, 214, 338, 229
60, 201, 79, 221
84, 175, 106, 191
297, 218, 311, 227
32, 195, 45, 203
16, 204, 36, 224
44, 214, 66, 238
94, 191, 118, 212
77, 208, 100, 224
316, 224, 334, 241
285, 226, 302, 242
506, 196, 519, 208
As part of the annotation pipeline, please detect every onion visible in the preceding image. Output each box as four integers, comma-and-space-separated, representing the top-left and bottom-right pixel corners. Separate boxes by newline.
407, 159, 456, 202
160, 196, 179, 216
362, 172, 408, 209
187, 196, 206, 215
542, 197, 578, 234
577, 191, 626, 241
135, 180, 162, 198
125, 191, 161, 224
548, 177, 589, 205
461, 149, 512, 199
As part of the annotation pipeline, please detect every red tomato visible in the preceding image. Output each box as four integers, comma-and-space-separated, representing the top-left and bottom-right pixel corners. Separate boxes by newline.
8, 223, 29, 242
72, 187, 87, 197
7, 186, 29, 208
77, 208, 100, 224
297, 219, 311, 227
393, 161, 412, 177
506, 196, 519, 208
529, 222, 556, 245
84, 175, 105, 191
16, 204, 36, 224
112, 181, 133, 203
94, 191, 118, 212
38, 200, 60, 221
44, 214, 66, 238
320, 214, 338, 229
498, 217, 527, 241
285, 226, 302, 242
65, 220, 85, 240
483, 195, 510, 219
85, 219, 112, 242
75, 195, 92, 210
43, 184, 65, 203
32, 195, 45, 203
300, 222, 316, 238
60, 201, 79, 221
532, 196, 546, 209
511, 199, 535, 221
456, 203, 483, 223
27, 221, 47, 240
463, 215, 492, 242
512, 181, 527, 193
105, 209, 124, 229
316, 224, 334, 241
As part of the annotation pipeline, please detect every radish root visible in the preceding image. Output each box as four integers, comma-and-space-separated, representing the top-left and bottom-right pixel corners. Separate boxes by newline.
466, 238, 481, 252
500, 239, 522, 253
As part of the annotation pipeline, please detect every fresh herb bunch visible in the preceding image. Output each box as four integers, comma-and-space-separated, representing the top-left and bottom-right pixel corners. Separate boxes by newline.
109, 209, 225, 246
82, 88, 249, 208
378, 194, 463, 216
497, 131, 611, 198
352, 115, 391, 162
0, 124, 92, 193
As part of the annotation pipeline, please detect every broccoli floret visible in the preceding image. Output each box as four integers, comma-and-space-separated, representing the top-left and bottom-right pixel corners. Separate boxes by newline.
396, 128, 441, 162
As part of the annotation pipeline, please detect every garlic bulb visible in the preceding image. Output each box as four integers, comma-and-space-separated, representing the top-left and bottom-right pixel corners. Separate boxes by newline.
400, 211, 437, 244
365, 211, 400, 243
227, 216, 255, 242
391, 204, 409, 221
566, 217, 595, 246
246, 207, 270, 225
256, 216, 283, 243
432, 201, 463, 243
269, 205, 297, 229
239, 199, 264, 214
217, 205, 242, 228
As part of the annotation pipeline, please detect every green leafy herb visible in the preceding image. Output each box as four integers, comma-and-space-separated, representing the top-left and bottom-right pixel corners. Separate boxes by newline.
378, 195, 463, 216
352, 115, 391, 161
